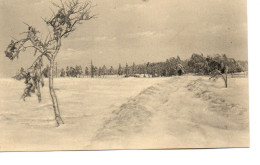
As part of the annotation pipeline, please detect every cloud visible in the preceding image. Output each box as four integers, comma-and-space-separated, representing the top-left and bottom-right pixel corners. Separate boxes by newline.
66, 48, 77, 52
94, 36, 116, 41
58, 48, 84, 60
126, 31, 164, 38
69, 36, 116, 42
70, 36, 92, 41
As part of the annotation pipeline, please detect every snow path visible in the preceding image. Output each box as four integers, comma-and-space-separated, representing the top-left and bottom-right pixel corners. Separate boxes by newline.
92, 76, 249, 149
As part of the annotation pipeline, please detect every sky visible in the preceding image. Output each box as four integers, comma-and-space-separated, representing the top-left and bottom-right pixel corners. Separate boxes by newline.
0, 0, 247, 77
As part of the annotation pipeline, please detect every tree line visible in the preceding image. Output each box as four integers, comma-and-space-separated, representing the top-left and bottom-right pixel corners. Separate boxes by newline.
37, 53, 247, 78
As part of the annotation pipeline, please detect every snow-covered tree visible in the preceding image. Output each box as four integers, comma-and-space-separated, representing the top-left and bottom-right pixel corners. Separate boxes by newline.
4, 0, 95, 126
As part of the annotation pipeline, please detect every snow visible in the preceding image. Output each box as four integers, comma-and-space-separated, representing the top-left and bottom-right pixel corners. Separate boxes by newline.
0, 75, 249, 151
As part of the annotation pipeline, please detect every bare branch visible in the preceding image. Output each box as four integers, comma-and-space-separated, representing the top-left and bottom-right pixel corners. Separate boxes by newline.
6, 0, 95, 64
33, 48, 38, 56
51, 1, 62, 9
10, 36, 19, 41
23, 22, 30, 27
41, 17, 48, 24
45, 0, 95, 39
49, 7, 56, 16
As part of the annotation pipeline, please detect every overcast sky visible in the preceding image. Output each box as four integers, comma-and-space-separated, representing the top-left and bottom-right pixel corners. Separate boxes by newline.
0, 0, 247, 77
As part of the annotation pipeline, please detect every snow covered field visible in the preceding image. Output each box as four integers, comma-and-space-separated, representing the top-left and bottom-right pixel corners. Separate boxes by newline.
0, 75, 249, 151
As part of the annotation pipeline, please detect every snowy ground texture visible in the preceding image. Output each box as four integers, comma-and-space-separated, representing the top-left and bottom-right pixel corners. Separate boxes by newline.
0, 75, 249, 151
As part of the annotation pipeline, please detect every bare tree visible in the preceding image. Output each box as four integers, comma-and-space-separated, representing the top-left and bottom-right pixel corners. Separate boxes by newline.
4, 0, 95, 126
209, 65, 228, 88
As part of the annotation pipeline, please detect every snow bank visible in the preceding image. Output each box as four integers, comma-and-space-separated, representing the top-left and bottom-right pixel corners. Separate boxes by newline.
92, 76, 249, 149
186, 78, 249, 130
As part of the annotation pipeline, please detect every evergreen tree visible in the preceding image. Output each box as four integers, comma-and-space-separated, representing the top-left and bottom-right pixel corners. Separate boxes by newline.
85, 66, 89, 77
102, 65, 107, 77
109, 66, 114, 75
66, 66, 70, 77
69, 67, 76, 77
60, 68, 66, 77
94, 66, 98, 76
98, 67, 102, 77
118, 64, 123, 76
146, 62, 151, 77
90, 60, 95, 78
75, 65, 83, 78
125, 63, 129, 77
132, 62, 136, 74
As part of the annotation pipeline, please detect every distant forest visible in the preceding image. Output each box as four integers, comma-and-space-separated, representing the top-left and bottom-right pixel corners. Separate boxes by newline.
16, 53, 248, 79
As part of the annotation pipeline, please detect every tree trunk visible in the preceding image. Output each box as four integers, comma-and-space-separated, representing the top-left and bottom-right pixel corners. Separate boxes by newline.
36, 81, 41, 103
225, 73, 228, 88
49, 59, 64, 126
221, 73, 228, 88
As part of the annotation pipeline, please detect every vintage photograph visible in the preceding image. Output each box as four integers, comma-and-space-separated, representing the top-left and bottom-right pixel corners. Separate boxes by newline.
0, 0, 248, 151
